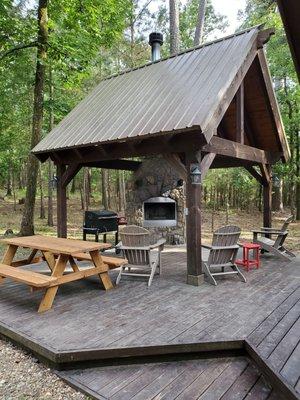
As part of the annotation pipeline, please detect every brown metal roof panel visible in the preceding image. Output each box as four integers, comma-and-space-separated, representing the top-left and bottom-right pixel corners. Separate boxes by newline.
33, 27, 260, 154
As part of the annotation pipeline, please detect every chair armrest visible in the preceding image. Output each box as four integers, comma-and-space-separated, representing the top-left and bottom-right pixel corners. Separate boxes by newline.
252, 230, 286, 235
211, 245, 239, 250
201, 244, 212, 250
117, 245, 151, 251
150, 238, 166, 250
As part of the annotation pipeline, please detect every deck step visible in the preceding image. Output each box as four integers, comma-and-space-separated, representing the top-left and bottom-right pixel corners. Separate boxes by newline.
0, 264, 57, 287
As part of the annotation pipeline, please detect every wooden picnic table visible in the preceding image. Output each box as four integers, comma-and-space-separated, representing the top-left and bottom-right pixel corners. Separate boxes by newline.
0, 235, 114, 313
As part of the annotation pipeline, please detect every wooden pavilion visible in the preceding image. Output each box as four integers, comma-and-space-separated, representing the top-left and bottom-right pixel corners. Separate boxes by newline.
33, 26, 290, 286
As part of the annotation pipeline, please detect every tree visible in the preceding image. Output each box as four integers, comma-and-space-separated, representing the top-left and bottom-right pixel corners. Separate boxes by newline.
20, 0, 48, 236
194, 0, 207, 46
169, 0, 180, 54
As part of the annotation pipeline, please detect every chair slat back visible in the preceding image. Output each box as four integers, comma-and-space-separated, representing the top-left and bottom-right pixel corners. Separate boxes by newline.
280, 216, 293, 232
120, 225, 150, 265
208, 225, 241, 266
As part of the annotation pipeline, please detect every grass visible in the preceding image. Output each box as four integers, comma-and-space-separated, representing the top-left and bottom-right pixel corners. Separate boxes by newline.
0, 194, 298, 258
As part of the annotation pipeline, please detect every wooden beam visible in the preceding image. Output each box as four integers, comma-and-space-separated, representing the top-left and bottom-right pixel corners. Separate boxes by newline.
82, 159, 142, 172
57, 164, 67, 238
257, 49, 290, 162
236, 82, 244, 144
185, 151, 204, 286
39, 131, 206, 166
202, 136, 278, 164
256, 28, 275, 49
244, 166, 265, 186
61, 163, 82, 187
201, 153, 216, 180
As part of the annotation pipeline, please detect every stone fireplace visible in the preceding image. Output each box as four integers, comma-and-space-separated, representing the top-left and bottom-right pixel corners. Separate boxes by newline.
125, 156, 185, 244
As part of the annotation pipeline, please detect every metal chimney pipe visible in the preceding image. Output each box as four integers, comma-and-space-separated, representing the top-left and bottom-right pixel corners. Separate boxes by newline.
149, 32, 164, 62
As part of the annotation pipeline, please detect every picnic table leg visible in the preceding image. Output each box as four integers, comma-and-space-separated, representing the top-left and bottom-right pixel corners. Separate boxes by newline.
68, 255, 80, 272
89, 250, 113, 290
38, 253, 68, 313
42, 251, 56, 271
0, 244, 18, 284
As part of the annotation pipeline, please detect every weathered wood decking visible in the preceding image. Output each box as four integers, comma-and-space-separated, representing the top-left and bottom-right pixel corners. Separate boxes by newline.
0, 249, 299, 399
59, 356, 272, 400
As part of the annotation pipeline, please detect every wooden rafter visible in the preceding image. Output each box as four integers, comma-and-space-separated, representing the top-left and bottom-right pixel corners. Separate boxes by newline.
257, 49, 290, 161
236, 82, 244, 144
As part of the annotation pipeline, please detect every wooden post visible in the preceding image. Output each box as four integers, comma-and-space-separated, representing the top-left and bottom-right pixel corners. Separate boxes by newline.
57, 164, 67, 238
185, 151, 204, 286
236, 82, 244, 144
263, 182, 272, 229
260, 164, 272, 230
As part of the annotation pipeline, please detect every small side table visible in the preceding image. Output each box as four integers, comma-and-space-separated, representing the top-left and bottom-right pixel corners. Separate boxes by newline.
236, 242, 261, 271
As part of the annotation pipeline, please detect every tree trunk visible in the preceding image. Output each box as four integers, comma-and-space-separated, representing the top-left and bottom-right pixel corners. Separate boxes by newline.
272, 178, 283, 212
194, 0, 207, 46
296, 130, 300, 220
169, 0, 180, 55
101, 169, 109, 209
47, 68, 54, 226
39, 166, 46, 219
6, 163, 12, 197
117, 171, 126, 211
83, 167, 90, 210
20, 0, 48, 236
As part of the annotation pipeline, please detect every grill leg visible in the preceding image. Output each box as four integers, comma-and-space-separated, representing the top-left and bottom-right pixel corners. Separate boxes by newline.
103, 234, 107, 243
95, 231, 99, 242
83, 231, 86, 241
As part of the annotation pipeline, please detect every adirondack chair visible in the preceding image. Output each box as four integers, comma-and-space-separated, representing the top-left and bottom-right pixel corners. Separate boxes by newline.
116, 225, 166, 287
202, 225, 246, 286
252, 216, 296, 261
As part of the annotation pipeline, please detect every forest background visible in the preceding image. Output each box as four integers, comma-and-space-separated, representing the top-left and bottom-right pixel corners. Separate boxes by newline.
0, 0, 299, 249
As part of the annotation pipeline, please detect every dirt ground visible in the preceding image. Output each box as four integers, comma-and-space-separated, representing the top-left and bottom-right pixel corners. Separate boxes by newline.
0, 195, 298, 255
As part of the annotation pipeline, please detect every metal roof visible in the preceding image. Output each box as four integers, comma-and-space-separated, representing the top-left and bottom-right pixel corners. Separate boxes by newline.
34, 27, 260, 154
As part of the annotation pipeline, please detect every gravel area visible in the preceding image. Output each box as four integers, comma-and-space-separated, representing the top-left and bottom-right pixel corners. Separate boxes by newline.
0, 339, 89, 400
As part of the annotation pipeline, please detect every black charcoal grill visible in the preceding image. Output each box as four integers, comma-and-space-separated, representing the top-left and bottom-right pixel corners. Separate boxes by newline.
83, 210, 119, 245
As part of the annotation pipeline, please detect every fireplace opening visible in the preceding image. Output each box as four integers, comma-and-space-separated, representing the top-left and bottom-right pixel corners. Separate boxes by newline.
143, 197, 177, 228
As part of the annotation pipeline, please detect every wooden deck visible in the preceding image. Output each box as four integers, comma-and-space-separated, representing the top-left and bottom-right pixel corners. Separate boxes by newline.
0, 248, 299, 399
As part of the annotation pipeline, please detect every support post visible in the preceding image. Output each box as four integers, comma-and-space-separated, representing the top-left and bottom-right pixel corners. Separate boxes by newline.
185, 151, 204, 286
57, 164, 67, 238
263, 182, 272, 229
261, 164, 272, 231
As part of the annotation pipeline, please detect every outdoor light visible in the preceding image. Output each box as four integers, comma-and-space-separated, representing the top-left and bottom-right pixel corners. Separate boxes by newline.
190, 163, 201, 185
272, 174, 280, 188
49, 174, 58, 189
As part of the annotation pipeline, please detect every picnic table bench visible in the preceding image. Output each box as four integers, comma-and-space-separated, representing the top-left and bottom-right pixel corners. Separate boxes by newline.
0, 235, 126, 313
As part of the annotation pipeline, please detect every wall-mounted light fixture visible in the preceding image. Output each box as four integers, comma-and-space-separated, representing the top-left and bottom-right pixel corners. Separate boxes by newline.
49, 174, 58, 189
190, 163, 201, 185
272, 174, 280, 188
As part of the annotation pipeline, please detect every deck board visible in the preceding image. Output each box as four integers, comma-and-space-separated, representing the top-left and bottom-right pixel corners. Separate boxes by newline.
0, 250, 299, 399
59, 357, 271, 400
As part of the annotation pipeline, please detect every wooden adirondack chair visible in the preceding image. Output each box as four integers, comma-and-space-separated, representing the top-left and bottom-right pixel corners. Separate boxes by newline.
202, 225, 246, 286
252, 216, 296, 261
116, 225, 166, 287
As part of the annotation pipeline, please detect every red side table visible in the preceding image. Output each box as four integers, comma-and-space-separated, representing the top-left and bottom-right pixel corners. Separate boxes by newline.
236, 242, 261, 271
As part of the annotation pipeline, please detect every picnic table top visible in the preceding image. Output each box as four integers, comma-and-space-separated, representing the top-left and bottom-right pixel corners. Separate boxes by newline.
0, 235, 111, 255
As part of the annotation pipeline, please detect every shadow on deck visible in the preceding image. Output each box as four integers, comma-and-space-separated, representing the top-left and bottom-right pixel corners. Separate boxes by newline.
0, 249, 299, 399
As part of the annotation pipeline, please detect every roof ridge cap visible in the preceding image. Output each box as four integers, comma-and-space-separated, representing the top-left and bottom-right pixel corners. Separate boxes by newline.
100, 25, 263, 83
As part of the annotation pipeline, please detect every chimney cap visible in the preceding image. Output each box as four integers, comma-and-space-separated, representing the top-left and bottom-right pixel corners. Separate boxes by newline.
149, 32, 164, 46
